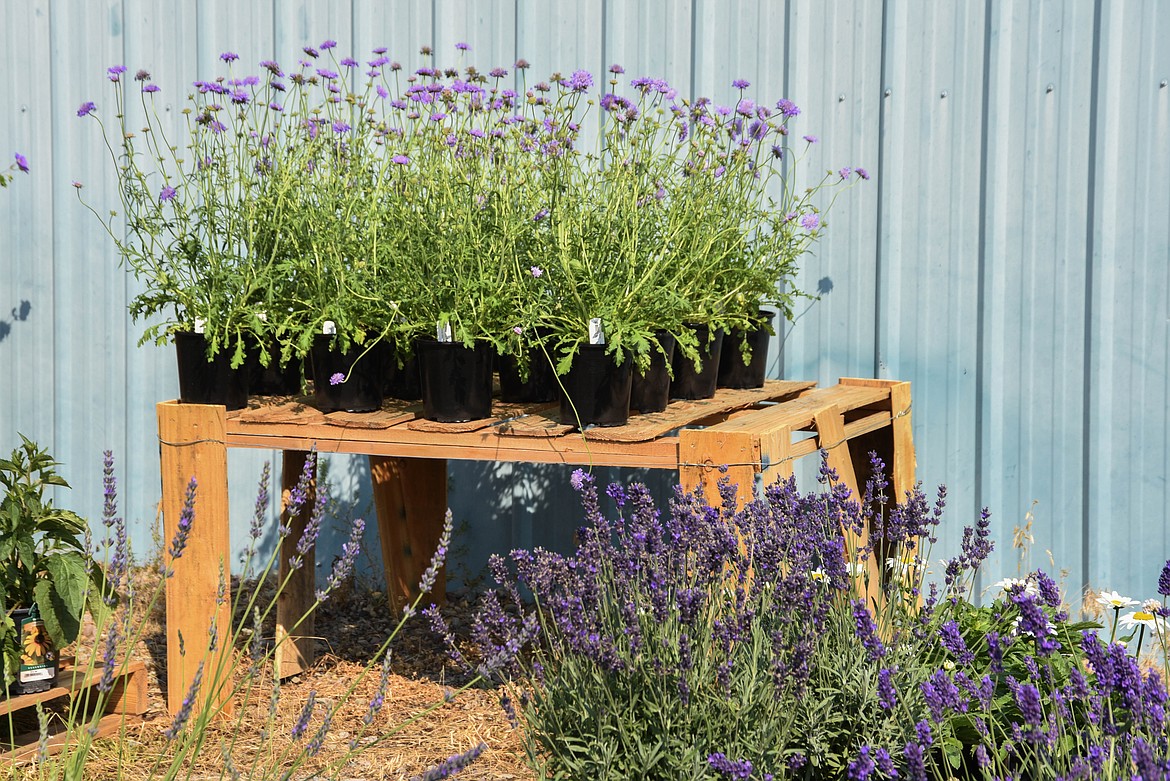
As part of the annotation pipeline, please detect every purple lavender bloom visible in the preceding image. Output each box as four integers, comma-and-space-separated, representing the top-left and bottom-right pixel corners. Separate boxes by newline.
249, 461, 270, 543
1159, 560, 1170, 596
846, 747, 875, 780
220, 52, 238, 63
77, 101, 96, 118
877, 667, 897, 710
168, 477, 197, 561
532, 209, 549, 223
14, 153, 28, 173
291, 690, 316, 740
852, 599, 886, 660
903, 742, 927, 781
317, 518, 365, 602
708, 752, 753, 779
939, 620, 975, 665
417, 511, 452, 595
163, 661, 203, 739
159, 185, 176, 203
416, 743, 485, 780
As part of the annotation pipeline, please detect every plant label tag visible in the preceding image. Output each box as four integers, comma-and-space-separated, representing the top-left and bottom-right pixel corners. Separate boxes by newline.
18, 613, 56, 684
193, 317, 206, 334
437, 322, 453, 342
256, 311, 268, 323
589, 318, 605, 345
322, 320, 337, 335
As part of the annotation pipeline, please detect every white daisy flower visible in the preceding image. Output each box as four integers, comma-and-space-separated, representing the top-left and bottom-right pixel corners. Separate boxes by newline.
810, 568, 828, 583
994, 578, 1038, 597
1119, 610, 1162, 631
845, 561, 867, 578
1096, 591, 1140, 610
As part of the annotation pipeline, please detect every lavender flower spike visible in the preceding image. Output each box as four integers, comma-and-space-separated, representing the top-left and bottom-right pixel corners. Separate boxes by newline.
249, 461, 271, 543
168, 477, 197, 561
417, 510, 454, 595
412, 743, 486, 781
317, 517, 365, 602
291, 690, 316, 740
164, 660, 204, 739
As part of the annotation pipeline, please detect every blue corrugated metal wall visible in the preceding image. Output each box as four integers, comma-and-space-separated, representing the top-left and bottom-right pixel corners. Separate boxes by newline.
1, 0, 1166, 606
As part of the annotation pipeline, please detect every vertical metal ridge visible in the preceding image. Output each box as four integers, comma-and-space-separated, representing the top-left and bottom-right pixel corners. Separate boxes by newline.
972, 0, 994, 602
779, 0, 792, 379
1081, 0, 1104, 598
873, 0, 889, 380
688, 0, 698, 102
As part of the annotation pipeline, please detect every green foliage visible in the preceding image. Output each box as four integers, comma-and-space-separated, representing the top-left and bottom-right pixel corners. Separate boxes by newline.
0, 436, 108, 687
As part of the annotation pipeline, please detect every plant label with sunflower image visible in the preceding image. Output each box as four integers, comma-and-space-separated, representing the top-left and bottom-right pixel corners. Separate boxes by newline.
19, 612, 56, 684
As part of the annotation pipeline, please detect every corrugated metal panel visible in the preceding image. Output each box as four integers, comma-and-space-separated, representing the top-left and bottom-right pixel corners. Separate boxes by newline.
1, 0, 1168, 602
1089, 0, 1170, 598
980, 0, 1096, 597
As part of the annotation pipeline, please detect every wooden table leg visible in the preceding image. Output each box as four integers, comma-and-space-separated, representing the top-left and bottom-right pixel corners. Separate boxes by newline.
678, 428, 758, 509
276, 450, 316, 678
369, 457, 448, 615
157, 401, 233, 717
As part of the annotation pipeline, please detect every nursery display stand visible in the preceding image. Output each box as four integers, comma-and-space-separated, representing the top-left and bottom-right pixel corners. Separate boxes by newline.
156, 377, 914, 715
1, 658, 148, 763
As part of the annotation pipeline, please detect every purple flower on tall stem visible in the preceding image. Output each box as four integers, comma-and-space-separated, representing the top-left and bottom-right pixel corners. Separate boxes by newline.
732, 78, 750, 89
14, 152, 28, 173
77, 101, 96, 118
561, 69, 593, 93
143, 84, 160, 93
800, 213, 820, 231
168, 477, 197, 561
291, 690, 316, 740
159, 185, 176, 203
316, 68, 339, 80
163, 660, 203, 739
332, 120, 350, 134
416, 743, 485, 780
455, 42, 470, 51
489, 67, 508, 78
329, 372, 345, 386
852, 599, 886, 660
417, 511, 453, 595
107, 64, 127, 82
392, 154, 410, 165
303, 46, 319, 58
220, 52, 238, 63
530, 265, 543, 277
803, 134, 818, 143
776, 98, 800, 117
249, 461, 270, 543
609, 64, 625, 74
855, 167, 871, 180
340, 57, 358, 68
317, 517, 365, 602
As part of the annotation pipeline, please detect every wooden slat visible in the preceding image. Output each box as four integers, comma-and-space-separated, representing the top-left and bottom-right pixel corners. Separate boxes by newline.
679, 428, 758, 508
157, 402, 233, 717
707, 385, 890, 435
5, 713, 136, 764
0, 660, 147, 718
276, 450, 316, 679
370, 457, 448, 614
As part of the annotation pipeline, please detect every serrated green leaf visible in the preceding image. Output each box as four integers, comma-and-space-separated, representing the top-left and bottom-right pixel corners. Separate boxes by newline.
37, 553, 89, 647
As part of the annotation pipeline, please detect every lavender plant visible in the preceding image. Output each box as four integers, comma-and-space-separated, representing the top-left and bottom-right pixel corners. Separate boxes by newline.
434, 459, 1170, 780
16, 450, 485, 781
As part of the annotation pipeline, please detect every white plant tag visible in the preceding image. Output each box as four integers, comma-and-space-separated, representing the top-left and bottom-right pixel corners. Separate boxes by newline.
437, 322, 453, 342
589, 318, 605, 345
256, 311, 268, 323
322, 320, 337, 335
193, 317, 206, 334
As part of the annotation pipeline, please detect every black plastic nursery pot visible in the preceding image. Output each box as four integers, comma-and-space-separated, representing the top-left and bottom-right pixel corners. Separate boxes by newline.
379, 340, 423, 401
174, 331, 250, 410
629, 331, 678, 413
310, 335, 384, 412
717, 312, 775, 390
247, 340, 304, 396
6, 607, 58, 695
498, 346, 559, 403
670, 324, 725, 400
417, 339, 494, 422
559, 344, 633, 427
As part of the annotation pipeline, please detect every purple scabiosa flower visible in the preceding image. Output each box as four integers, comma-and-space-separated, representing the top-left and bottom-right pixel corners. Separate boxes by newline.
732, 78, 750, 89
489, 66, 508, 78
529, 265, 544, 277
316, 68, 339, 80
392, 154, 410, 165
514, 58, 529, 69
469, 127, 485, 138
159, 185, 176, 203
803, 134, 818, 143
376, 85, 389, 99
14, 153, 29, 173
455, 41, 470, 51
561, 69, 593, 92
512, 326, 523, 335
77, 101, 96, 118
534, 81, 550, 92
532, 208, 549, 222
776, 98, 800, 116
107, 64, 127, 82
260, 60, 282, 76
268, 102, 283, 112
303, 46, 319, 58
856, 167, 871, 180
609, 63, 625, 74
142, 83, 160, 93
331, 120, 350, 134
340, 57, 358, 68
269, 79, 286, 91
839, 166, 852, 179
318, 39, 336, 50
220, 52, 238, 63
430, 111, 448, 122
735, 98, 756, 117
416, 743, 485, 781
134, 68, 150, 81
771, 144, 783, 160
163, 660, 203, 739
230, 89, 249, 104
800, 213, 820, 231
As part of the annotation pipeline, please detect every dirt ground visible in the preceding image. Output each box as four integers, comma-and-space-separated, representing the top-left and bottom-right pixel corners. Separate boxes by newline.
3, 567, 535, 781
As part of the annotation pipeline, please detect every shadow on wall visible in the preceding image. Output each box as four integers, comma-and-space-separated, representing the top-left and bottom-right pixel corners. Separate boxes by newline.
0, 299, 32, 343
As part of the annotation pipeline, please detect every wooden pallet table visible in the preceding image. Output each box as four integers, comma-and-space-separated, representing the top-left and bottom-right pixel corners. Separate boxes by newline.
156, 377, 914, 715
1, 658, 148, 764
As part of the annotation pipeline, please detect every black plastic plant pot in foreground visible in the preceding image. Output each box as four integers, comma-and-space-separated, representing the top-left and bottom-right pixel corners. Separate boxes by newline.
310, 335, 384, 413
417, 339, 494, 422
670, 324, 725, 400
174, 331, 250, 410
559, 344, 633, 427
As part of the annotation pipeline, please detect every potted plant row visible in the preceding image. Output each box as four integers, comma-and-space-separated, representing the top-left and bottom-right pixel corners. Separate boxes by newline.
79, 45, 867, 425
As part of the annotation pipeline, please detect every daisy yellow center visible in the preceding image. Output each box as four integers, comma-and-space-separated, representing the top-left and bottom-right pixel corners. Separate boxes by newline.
1135, 611, 1155, 621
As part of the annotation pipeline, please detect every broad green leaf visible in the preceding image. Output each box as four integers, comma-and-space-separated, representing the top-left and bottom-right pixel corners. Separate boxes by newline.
37, 553, 89, 647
